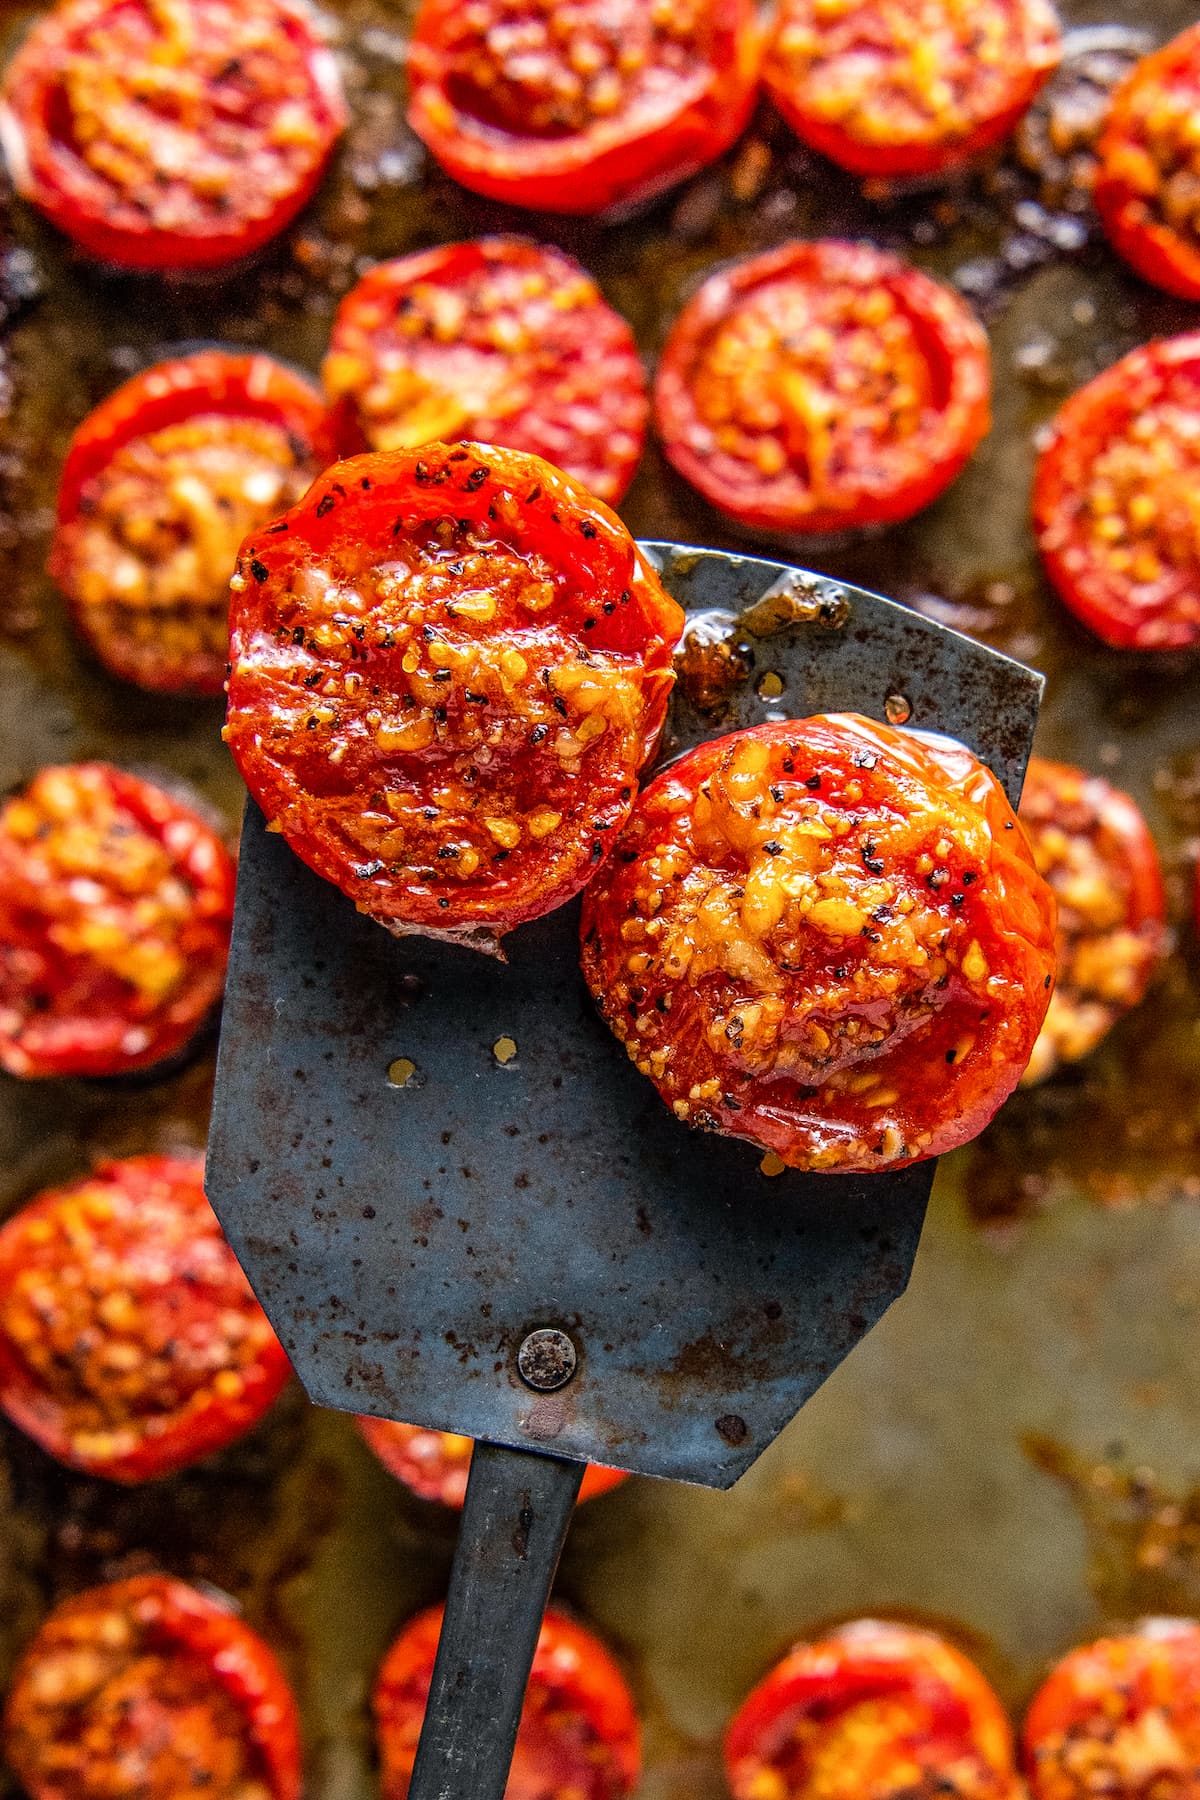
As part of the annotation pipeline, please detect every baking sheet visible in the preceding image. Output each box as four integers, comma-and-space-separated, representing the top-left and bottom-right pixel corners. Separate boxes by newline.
0, 0, 1199, 1794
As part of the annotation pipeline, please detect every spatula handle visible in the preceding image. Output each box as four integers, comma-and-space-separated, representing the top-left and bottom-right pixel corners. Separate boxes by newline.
407, 1440, 586, 1800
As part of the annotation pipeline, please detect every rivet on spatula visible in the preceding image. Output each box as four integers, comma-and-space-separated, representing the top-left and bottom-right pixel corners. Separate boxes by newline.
517, 1329, 577, 1392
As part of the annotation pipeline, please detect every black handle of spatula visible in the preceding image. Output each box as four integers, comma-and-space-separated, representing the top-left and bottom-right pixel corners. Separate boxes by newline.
407, 1440, 585, 1800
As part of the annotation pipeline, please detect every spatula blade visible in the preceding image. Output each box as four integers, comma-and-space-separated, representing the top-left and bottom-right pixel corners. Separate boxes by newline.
205, 546, 1042, 1488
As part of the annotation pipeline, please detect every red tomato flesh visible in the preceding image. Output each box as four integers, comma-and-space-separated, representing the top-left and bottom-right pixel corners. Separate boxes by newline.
0, 764, 235, 1079
1033, 334, 1200, 651
1096, 26, 1200, 302
355, 1416, 626, 1509
763, 0, 1060, 181
1018, 758, 1166, 1086
725, 1619, 1019, 1800
406, 0, 762, 217
3, 1573, 302, 1800
1023, 1621, 1200, 1800
653, 240, 991, 538
223, 443, 684, 949
0, 0, 346, 271
0, 1154, 290, 1484
580, 715, 1057, 1174
374, 1604, 640, 1800
51, 351, 331, 696
323, 238, 647, 507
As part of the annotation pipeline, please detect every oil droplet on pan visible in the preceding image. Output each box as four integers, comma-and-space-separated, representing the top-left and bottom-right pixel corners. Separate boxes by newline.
760, 1151, 786, 1177
386, 1057, 418, 1088
492, 1036, 518, 1065
885, 691, 912, 725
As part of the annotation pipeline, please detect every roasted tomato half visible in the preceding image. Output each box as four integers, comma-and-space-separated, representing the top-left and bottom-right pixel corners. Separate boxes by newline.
355, 1416, 626, 1509
1095, 26, 1200, 301
1018, 758, 1166, 1086
0, 1154, 290, 1483
3, 1574, 302, 1800
1023, 1620, 1200, 1800
406, 0, 762, 217
1033, 335, 1200, 652
323, 238, 648, 507
580, 716, 1057, 1173
725, 1619, 1019, 1800
374, 1604, 640, 1800
763, 0, 1060, 181
0, 0, 346, 271
654, 240, 991, 539
224, 443, 684, 950
0, 764, 235, 1080
51, 351, 331, 696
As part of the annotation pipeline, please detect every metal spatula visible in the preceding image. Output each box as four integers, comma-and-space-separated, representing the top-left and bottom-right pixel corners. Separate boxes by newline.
205, 543, 1042, 1800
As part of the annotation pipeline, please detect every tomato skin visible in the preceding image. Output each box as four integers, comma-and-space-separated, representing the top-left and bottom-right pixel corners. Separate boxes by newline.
0, 764, 236, 1080
224, 442, 684, 948
1095, 27, 1200, 302
3, 1573, 303, 1800
1023, 1621, 1200, 1800
51, 351, 332, 696
355, 1417, 626, 1509
725, 1620, 1019, 1800
653, 240, 991, 539
323, 238, 648, 507
1018, 758, 1166, 1087
763, 0, 1061, 181
1033, 335, 1200, 652
374, 1604, 640, 1800
580, 715, 1057, 1174
406, 0, 762, 217
0, 1154, 290, 1484
0, 0, 346, 271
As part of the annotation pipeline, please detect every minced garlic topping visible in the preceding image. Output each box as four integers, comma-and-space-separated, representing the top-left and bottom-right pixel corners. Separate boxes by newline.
1, 767, 197, 1004
612, 731, 987, 1098
322, 245, 646, 503
579, 715, 1065, 1174
689, 277, 931, 492
742, 1696, 1012, 1800
65, 416, 313, 691
1019, 762, 1163, 1086
1115, 47, 1200, 243
48, 0, 332, 226
6, 1584, 274, 1800
228, 499, 664, 907
1080, 398, 1200, 621
767, 0, 1059, 153
0, 1160, 276, 1466
427, 0, 716, 137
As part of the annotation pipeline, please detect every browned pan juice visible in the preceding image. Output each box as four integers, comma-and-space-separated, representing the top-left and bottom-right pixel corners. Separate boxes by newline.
0, 1, 1198, 1795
